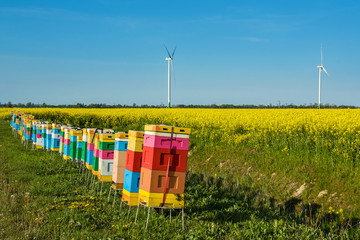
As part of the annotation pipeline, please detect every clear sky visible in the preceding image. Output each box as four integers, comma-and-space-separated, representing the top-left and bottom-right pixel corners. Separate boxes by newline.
0, 0, 359, 106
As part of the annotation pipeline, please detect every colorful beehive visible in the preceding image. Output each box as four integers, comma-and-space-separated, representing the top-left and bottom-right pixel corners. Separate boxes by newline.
20, 116, 26, 141
20, 116, 25, 138
112, 132, 129, 189
41, 123, 48, 149
80, 129, 88, 165
92, 132, 101, 176
13, 111, 22, 132
16, 114, 22, 135
22, 118, 32, 143
122, 130, 144, 206
51, 123, 61, 151
23, 116, 34, 143
63, 127, 71, 160
98, 131, 116, 182
59, 125, 65, 155
70, 128, 82, 162
92, 129, 114, 177
138, 124, 191, 208
46, 123, 52, 151
86, 129, 96, 170
76, 133, 83, 163
35, 122, 43, 149
32, 120, 38, 147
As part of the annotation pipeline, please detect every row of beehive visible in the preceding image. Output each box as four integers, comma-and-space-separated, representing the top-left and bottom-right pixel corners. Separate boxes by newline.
10, 111, 191, 208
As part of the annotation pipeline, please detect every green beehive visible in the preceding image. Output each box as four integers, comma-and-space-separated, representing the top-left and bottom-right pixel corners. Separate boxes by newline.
76, 135, 82, 162
81, 129, 88, 164
70, 129, 82, 162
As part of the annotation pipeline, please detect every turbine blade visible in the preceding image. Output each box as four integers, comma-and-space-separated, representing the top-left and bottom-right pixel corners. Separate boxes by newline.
322, 67, 329, 76
164, 45, 172, 58
172, 46, 177, 58
321, 43, 323, 66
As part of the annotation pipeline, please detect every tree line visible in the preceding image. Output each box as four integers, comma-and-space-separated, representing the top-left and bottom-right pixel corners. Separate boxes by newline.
0, 101, 358, 109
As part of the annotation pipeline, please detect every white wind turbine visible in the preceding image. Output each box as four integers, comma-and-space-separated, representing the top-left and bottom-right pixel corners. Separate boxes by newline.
317, 44, 329, 109
164, 45, 176, 108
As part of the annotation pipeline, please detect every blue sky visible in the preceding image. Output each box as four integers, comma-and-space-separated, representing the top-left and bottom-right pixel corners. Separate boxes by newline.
0, 0, 359, 106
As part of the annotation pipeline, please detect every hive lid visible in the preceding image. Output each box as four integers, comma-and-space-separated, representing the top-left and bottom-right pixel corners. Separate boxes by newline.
128, 130, 144, 138
144, 124, 191, 135
115, 132, 129, 139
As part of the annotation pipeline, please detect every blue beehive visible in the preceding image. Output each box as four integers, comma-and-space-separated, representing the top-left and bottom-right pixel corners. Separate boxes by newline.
42, 124, 47, 149
46, 124, 52, 151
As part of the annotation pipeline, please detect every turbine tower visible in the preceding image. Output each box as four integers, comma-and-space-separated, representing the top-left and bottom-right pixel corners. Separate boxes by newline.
317, 44, 329, 109
164, 45, 176, 108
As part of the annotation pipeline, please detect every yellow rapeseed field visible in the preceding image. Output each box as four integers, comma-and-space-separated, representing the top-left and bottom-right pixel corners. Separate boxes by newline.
2, 108, 360, 163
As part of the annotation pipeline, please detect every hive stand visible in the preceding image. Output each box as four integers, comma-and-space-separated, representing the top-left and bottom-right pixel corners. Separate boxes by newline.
108, 185, 122, 209
118, 199, 136, 219
134, 202, 184, 230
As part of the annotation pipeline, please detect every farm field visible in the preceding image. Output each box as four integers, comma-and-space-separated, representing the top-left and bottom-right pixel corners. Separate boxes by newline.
1, 108, 360, 238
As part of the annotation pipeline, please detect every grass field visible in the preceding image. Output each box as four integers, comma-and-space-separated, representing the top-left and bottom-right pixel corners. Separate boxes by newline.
1, 108, 360, 238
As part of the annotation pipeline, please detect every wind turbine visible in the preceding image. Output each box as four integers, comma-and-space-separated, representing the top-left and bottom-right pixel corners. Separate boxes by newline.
317, 44, 329, 109
164, 45, 176, 108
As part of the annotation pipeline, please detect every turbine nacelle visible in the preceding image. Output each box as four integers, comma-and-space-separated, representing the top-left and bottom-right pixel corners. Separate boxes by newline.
165, 57, 172, 61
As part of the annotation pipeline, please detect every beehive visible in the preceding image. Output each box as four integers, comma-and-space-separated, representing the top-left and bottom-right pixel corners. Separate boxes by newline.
35, 122, 43, 149
63, 127, 71, 160
76, 134, 83, 162
70, 129, 82, 162
41, 123, 48, 149
92, 129, 114, 176
138, 125, 190, 208
112, 132, 129, 189
86, 129, 96, 170
32, 120, 39, 147
51, 123, 61, 151
97, 130, 115, 182
46, 124, 52, 151
122, 130, 144, 206
80, 129, 88, 164
59, 125, 66, 155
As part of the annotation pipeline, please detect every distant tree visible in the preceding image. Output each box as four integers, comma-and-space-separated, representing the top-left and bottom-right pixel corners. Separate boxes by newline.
75, 103, 85, 108
7, 101, 12, 108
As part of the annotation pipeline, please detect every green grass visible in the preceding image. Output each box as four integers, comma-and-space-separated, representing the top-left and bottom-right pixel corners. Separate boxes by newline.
0, 119, 359, 239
